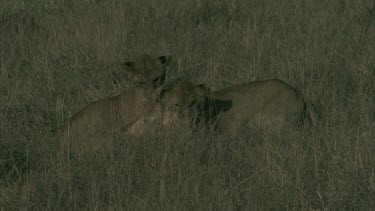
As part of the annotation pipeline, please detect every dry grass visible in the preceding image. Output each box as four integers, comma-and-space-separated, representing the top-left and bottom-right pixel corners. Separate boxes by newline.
0, 0, 374, 210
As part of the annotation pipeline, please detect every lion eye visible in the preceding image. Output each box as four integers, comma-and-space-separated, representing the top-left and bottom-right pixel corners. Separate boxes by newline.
189, 100, 197, 107
152, 74, 166, 88
138, 81, 146, 87
153, 76, 161, 83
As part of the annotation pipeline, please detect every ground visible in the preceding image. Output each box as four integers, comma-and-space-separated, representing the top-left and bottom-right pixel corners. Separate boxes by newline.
0, 0, 374, 209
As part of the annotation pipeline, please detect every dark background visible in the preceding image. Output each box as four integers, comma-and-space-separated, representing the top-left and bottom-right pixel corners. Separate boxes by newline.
0, 0, 374, 209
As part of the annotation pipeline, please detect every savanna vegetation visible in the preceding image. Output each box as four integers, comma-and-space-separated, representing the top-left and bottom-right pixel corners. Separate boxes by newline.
1, 0, 374, 209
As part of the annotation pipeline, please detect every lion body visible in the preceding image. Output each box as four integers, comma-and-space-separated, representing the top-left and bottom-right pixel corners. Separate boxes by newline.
62, 54, 170, 153
158, 79, 317, 134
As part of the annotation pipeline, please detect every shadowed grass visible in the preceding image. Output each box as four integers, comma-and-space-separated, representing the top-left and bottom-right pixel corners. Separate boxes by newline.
0, 0, 374, 209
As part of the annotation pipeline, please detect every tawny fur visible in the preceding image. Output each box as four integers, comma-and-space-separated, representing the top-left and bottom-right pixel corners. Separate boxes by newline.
62, 54, 170, 153
158, 79, 317, 134
208, 79, 317, 134
126, 80, 207, 134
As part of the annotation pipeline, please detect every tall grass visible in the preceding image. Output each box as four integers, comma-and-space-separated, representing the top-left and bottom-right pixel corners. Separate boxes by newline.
0, 0, 374, 209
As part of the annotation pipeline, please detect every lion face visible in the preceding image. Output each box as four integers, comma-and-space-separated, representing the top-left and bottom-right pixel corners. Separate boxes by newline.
159, 80, 205, 129
118, 54, 170, 101
158, 79, 232, 130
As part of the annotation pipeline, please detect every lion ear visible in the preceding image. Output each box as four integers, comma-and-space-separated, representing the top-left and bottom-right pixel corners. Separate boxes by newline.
116, 61, 135, 77
124, 61, 133, 67
157, 56, 171, 66
196, 83, 210, 95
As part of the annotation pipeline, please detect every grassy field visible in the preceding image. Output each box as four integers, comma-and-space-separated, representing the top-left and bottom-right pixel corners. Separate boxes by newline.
1, 0, 374, 209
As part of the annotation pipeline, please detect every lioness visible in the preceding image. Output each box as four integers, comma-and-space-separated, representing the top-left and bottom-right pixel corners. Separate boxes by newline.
127, 79, 232, 134
159, 79, 317, 134
62, 54, 170, 153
